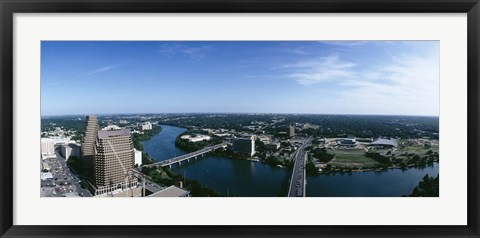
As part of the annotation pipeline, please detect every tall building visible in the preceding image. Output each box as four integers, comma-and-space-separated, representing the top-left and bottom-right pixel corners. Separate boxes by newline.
134, 149, 142, 167
141, 121, 152, 131
288, 125, 296, 137
61, 143, 80, 160
232, 136, 256, 156
94, 129, 140, 197
81, 115, 99, 176
40, 138, 55, 157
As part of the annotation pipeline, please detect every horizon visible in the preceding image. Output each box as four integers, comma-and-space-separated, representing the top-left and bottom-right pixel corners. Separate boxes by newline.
40, 112, 440, 118
41, 41, 440, 116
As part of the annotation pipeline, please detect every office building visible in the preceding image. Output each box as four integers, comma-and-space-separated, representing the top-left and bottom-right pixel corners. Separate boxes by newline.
232, 136, 256, 156
141, 121, 152, 131
288, 125, 295, 137
93, 129, 140, 197
61, 143, 80, 160
48, 136, 74, 145
95, 129, 135, 188
81, 115, 99, 176
134, 149, 142, 167
257, 135, 271, 144
265, 142, 280, 150
102, 124, 121, 131
41, 138, 55, 157
180, 134, 211, 142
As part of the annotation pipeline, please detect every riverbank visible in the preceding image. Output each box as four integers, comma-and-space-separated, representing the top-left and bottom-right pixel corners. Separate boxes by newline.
145, 125, 439, 197
132, 125, 162, 165
318, 160, 440, 175
140, 125, 225, 196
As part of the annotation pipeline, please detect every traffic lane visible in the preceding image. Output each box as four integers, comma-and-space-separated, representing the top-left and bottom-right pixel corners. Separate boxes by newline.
54, 150, 93, 197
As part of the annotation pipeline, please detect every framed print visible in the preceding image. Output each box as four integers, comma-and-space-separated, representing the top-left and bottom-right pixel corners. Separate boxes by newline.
1, 0, 479, 237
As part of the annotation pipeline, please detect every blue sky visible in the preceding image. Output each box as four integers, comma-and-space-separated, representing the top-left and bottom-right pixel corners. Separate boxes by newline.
41, 41, 439, 116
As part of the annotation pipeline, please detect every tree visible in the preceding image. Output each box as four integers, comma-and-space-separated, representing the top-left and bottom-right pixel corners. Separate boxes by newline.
409, 174, 439, 197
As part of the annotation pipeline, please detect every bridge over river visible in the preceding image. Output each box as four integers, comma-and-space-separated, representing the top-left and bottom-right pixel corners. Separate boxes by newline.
139, 142, 228, 169
287, 138, 311, 197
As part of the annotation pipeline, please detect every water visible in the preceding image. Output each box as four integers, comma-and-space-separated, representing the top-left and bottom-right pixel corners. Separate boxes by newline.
306, 163, 439, 197
143, 125, 439, 197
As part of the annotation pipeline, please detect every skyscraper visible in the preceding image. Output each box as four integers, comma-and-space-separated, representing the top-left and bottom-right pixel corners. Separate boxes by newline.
288, 125, 295, 137
94, 129, 137, 195
40, 138, 55, 157
232, 136, 256, 156
81, 115, 99, 176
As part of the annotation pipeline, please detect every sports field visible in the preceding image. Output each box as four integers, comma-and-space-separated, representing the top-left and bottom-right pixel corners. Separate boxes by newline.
329, 149, 379, 168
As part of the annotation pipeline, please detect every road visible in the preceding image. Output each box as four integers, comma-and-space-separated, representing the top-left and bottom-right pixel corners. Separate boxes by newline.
51, 150, 92, 197
287, 137, 312, 197
141, 142, 228, 169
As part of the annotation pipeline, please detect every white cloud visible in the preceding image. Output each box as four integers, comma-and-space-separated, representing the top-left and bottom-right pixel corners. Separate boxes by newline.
50, 64, 118, 86
275, 49, 439, 115
277, 55, 356, 86
338, 54, 439, 115
85, 65, 118, 76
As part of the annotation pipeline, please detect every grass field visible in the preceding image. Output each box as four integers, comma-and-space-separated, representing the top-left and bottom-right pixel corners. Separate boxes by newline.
329, 149, 379, 168
395, 144, 439, 157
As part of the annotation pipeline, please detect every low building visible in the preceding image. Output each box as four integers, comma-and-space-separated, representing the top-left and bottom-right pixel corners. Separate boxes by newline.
102, 124, 121, 131
148, 185, 190, 197
339, 138, 357, 146
265, 142, 280, 150
40, 172, 54, 181
214, 133, 232, 137
48, 136, 74, 145
41, 162, 50, 171
370, 138, 398, 148
257, 135, 271, 144
357, 138, 374, 143
180, 134, 211, 142
233, 136, 256, 156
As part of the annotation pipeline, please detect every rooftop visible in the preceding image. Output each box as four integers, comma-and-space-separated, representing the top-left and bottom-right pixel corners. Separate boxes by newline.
148, 185, 190, 197
370, 138, 398, 147
97, 129, 131, 139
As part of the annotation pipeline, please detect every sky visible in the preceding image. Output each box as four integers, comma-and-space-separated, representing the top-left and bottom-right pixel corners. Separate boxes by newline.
41, 41, 439, 116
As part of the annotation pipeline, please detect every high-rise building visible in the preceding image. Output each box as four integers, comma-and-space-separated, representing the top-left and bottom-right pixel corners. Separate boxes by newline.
288, 125, 295, 137
61, 143, 80, 160
232, 136, 256, 156
40, 138, 55, 157
134, 149, 142, 167
81, 115, 99, 176
95, 129, 135, 188
141, 121, 153, 131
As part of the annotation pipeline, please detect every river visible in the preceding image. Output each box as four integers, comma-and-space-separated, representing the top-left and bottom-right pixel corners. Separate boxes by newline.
143, 125, 439, 197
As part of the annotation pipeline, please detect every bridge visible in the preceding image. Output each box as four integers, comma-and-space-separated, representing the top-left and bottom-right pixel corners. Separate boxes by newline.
287, 138, 311, 197
139, 142, 228, 169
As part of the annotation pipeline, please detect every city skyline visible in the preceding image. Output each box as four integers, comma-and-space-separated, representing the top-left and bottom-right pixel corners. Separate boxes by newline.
41, 41, 440, 116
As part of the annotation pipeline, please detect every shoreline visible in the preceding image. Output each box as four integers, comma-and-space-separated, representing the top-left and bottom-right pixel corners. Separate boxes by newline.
318, 161, 439, 175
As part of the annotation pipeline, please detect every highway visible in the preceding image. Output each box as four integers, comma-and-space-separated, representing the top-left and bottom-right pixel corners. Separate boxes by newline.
287, 137, 312, 197
139, 142, 228, 169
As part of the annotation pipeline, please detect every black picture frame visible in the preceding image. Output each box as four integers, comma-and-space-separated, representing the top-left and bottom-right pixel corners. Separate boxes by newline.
1, 0, 479, 237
